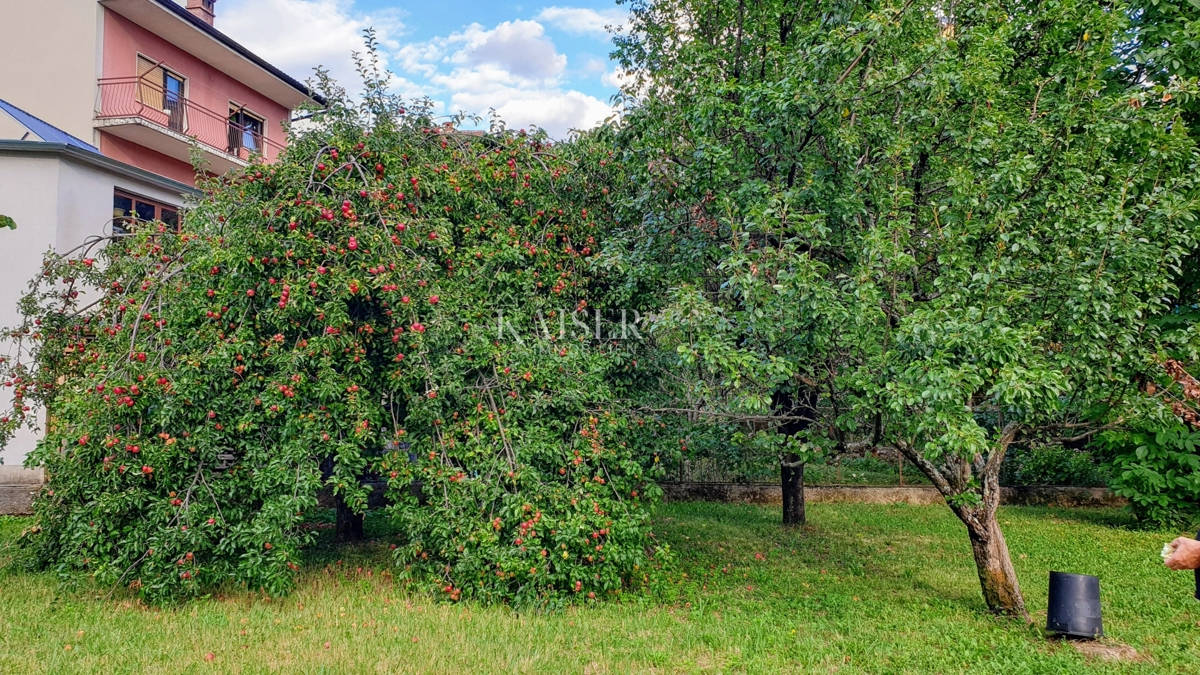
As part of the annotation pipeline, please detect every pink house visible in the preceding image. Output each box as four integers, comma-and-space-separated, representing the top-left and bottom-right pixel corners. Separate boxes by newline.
95, 0, 319, 183
2, 0, 321, 189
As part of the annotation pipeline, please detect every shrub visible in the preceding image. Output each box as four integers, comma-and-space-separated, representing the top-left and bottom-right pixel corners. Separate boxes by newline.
999, 445, 1109, 487
1099, 425, 1200, 527
0, 73, 665, 604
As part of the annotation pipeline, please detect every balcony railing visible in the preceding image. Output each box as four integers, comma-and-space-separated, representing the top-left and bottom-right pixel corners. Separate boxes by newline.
95, 77, 284, 164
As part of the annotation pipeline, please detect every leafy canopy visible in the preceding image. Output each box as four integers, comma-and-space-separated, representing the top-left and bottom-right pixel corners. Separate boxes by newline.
613, 0, 1200, 477
0, 66, 667, 604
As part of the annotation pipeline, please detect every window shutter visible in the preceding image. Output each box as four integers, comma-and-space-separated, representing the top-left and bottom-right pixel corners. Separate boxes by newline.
136, 56, 156, 77
136, 56, 164, 110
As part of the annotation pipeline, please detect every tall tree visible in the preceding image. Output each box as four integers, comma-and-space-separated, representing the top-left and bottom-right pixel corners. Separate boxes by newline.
614, 0, 1200, 616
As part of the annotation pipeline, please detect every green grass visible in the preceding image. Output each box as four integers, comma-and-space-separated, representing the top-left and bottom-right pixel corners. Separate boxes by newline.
1, 502, 1197, 674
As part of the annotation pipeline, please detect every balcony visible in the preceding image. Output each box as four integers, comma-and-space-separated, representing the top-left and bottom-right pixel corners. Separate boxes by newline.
95, 77, 283, 176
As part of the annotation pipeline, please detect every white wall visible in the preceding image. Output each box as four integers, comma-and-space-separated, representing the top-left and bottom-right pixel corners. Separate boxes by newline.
0, 149, 185, 465
0, 0, 104, 144
56, 156, 184, 248
0, 154, 60, 466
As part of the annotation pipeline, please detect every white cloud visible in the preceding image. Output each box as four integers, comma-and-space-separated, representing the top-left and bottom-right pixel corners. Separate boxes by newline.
398, 20, 613, 136
426, 56, 614, 137
580, 57, 609, 75
536, 6, 626, 37
395, 40, 444, 79
466, 21, 565, 80
494, 91, 614, 135
182, 1, 616, 137
601, 67, 632, 89
450, 86, 615, 136
211, 0, 405, 92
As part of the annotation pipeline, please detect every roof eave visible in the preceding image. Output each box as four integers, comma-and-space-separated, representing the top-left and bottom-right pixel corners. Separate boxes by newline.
100, 0, 327, 109
0, 140, 201, 196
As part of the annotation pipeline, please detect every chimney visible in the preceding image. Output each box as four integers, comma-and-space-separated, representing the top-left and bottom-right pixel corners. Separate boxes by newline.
186, 0, 216, 26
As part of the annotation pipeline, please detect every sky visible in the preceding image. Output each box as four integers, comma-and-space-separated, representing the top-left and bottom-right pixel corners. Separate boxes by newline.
177, 0, 629, 137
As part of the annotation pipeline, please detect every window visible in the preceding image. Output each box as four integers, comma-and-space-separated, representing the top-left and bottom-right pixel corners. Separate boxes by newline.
136, 56, 187, 132
113, 190, 179, 234
228, 105, 265, 156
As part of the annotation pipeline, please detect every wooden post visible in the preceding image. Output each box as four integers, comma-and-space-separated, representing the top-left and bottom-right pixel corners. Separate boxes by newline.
336, 493, 365, 542
899, 454, 904, 486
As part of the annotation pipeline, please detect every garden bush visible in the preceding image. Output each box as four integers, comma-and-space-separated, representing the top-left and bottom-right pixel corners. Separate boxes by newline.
1099, 425, 1200, 527
0, 64, 667, 605
999, 445, 1109, 488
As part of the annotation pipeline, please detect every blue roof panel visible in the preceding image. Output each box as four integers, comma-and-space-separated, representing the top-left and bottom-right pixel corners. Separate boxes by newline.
0, 99, 100, 153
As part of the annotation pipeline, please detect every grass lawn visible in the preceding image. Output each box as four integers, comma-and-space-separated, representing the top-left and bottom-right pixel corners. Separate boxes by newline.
1, 501, 1197, 674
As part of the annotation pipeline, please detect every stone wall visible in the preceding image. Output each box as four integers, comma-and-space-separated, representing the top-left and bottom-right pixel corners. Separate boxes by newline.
1, 476, 1126, 516
660, 482, 1125, 508
0, 467, 43, 515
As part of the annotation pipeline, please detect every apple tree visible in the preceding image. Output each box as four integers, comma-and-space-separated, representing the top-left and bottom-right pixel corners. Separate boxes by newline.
0, 63, 667, 604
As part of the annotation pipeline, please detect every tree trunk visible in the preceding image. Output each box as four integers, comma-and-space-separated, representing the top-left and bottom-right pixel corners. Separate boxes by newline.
335, 493, 365, 542
782, 454, 805, 526
773, 387, 816, 527
896, 424, 1028, 619
960, 506, 1027, 619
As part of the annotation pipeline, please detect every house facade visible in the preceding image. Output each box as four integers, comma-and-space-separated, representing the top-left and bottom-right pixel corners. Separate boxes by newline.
1, 0, 318, 184
0, 0, 320, 471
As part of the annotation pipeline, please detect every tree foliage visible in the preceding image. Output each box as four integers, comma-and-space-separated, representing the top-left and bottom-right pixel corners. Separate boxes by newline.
1126, 0, 1200, 86
1100, 358, 1200, 527
1102, 424, 1200, 525
612, 0, 1200, 615
0, 61, 667, 604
